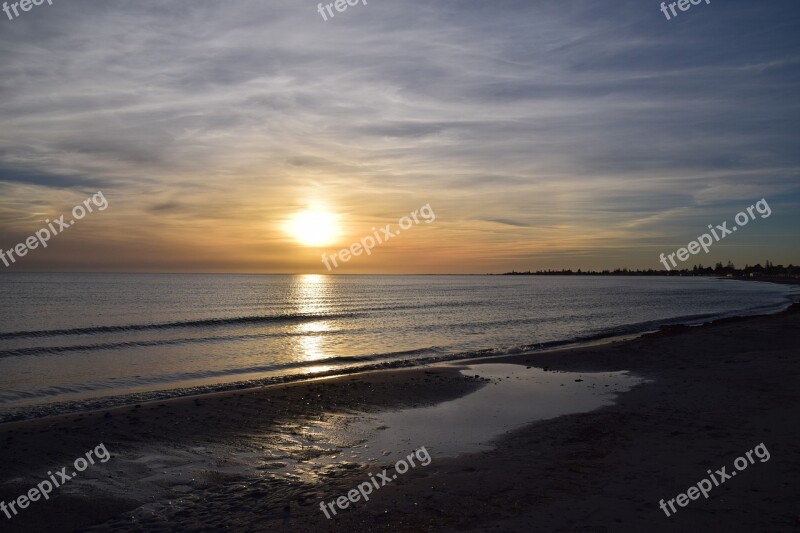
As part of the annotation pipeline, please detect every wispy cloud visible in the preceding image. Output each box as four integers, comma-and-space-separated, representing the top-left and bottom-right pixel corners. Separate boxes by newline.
0, 0, 798, 272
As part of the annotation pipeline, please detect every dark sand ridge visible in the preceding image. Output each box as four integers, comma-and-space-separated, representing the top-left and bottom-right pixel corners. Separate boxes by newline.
1, 302, 798, 532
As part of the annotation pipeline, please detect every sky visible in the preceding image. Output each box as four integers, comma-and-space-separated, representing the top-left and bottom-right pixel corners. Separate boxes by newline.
0, 0, 798, 274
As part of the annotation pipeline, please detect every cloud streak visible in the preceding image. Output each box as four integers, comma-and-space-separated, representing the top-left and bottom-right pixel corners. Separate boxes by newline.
0, 0, 798, 272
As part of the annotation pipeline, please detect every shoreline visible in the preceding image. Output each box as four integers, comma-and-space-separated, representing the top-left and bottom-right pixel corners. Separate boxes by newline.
2, 278, 796, 425
1, 297, 798, 530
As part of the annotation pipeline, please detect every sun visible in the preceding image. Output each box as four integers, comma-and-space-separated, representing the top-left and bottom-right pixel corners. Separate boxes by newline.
286, 209, 340, 247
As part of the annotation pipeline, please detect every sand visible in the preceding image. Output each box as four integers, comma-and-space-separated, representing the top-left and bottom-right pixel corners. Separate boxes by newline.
1, 302, 798, 532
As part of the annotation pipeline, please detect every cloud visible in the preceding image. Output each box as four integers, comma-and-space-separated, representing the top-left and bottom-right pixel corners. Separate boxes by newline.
0, 166, 104, 189
0, 0, 798, 271
483, 218, 532, 228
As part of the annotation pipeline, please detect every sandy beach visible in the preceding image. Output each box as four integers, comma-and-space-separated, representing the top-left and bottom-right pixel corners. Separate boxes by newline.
3, 0, 800, 530
1, 302, 799, 532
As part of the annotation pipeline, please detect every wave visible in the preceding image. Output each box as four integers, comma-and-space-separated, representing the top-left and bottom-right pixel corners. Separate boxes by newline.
0, 329, 344, 358
0, 312, 361, 340
0, 301, 493, 342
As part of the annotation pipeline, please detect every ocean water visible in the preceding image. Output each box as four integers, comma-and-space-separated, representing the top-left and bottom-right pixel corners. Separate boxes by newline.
0, 274, 796, 420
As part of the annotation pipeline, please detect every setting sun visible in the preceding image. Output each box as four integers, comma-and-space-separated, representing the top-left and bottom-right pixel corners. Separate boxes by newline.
286, 209, 340, 247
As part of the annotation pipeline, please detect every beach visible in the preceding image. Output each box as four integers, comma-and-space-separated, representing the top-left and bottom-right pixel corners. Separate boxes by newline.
3, 0, 800, 530
1, 299, 798, 532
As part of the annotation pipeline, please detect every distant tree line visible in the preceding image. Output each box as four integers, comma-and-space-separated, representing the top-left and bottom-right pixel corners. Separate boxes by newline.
502, 261, 800, 278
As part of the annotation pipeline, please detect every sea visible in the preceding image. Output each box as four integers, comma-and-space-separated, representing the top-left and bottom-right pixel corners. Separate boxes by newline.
0, 273, 796, 421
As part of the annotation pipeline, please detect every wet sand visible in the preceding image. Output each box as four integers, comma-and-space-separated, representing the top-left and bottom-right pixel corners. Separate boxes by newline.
1, 303, 799, 532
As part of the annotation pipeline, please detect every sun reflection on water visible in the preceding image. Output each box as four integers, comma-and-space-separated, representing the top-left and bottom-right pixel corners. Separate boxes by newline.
289, 275, 335, 370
